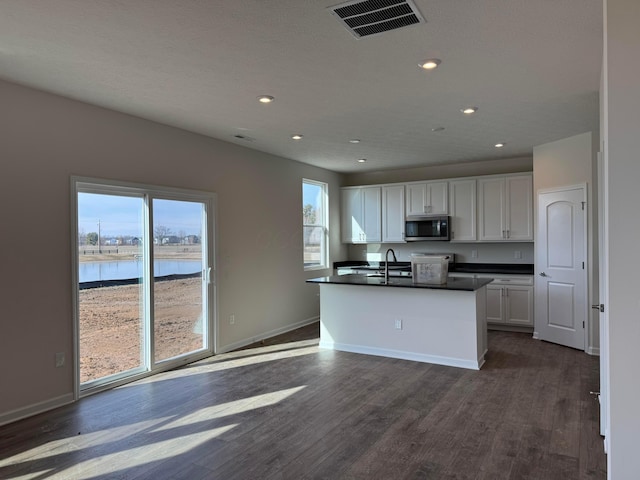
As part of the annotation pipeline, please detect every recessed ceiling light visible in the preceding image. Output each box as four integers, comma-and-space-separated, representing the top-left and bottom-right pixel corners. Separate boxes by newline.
257, 95, 274, 103
431, 127, 445, 132
419, 58, 441, 70
349, 139, 361, 144
461, 106, 478, 115
357, 158, 367, 163
495, 142, 506, 148
291, 134, 303, 140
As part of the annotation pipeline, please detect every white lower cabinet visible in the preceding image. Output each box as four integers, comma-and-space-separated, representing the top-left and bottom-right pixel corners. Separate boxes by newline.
486, 279, 533, 327
450, 273, 534, 328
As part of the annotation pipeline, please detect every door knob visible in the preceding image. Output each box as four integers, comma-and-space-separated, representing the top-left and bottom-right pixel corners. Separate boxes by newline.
592, 304, 604, 312
539, 272, 547, 277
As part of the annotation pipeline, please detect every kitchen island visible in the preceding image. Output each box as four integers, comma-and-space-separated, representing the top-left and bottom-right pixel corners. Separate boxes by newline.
306, 274, 493, 370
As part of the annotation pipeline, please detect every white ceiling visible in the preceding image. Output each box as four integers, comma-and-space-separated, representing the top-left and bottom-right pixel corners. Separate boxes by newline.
0, 0, 602, 173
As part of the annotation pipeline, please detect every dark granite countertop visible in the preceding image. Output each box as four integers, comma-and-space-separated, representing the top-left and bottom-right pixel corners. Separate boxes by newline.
307, 274, 493, 291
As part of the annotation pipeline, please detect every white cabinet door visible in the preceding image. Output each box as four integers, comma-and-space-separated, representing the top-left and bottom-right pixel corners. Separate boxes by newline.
486, 285, 504, 324
505, 175, 533, 241
405, 181, 448, 216
478, 177, 506, 241
478, 174, 533, 241
405, 183, 427, 216
341, 186, 381, 243
428, 181, 448, 215
382, 185, 406, 243
504, 285, 534, 326
449, 179, 476, 242
341, 188, 363, 243
362, 187, 381, 242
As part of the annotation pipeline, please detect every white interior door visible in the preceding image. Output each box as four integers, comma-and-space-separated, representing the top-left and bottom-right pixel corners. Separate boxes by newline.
535, 186, 587, 350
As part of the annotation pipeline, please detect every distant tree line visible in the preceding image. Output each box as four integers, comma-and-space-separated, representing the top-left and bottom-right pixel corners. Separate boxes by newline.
78, 225, 200, 246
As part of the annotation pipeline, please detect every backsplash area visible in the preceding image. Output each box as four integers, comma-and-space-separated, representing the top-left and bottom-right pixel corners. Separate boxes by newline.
348, 242, 534, 264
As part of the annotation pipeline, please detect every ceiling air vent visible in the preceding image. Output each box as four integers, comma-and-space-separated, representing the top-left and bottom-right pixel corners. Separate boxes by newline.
329, 0, 425, 39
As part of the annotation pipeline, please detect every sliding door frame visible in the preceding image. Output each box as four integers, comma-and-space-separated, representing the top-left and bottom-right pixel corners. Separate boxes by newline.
71, 176, 218, 400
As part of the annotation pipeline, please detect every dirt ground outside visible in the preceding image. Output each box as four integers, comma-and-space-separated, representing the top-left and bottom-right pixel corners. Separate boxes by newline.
79, 277, 203, 384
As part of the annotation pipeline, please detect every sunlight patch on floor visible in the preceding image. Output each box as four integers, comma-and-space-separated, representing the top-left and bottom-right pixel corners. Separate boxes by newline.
0, 417, 174, 468
153, 385, 307, 432
57, 424, 238, 479
164, 345, 320, 380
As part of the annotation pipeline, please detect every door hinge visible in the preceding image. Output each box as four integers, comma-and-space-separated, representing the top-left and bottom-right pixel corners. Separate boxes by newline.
582, 261, 585, 269
581, 201, 586, 211
583, 321, 585, 328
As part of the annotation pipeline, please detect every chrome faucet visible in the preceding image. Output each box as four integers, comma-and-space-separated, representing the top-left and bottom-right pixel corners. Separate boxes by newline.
384, 248, 397, 284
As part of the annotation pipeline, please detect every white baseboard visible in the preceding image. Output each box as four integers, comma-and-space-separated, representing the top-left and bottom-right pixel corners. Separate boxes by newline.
532, 330, 540, 339
218, 316, 319, 354
587, 346, 600, 356
0, 393, 74, 427
319, 341, 482, 371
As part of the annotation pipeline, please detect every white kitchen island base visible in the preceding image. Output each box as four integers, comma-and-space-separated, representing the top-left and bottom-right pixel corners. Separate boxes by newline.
317, 282, 488, 370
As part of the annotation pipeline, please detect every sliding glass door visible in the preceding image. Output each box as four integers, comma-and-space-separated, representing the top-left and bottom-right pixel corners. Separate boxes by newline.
152, 198, 207, 363
74, 179, 215, 394
77, 192, 147, 384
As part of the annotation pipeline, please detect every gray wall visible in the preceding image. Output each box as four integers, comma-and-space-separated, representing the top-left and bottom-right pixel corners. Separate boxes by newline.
344, 157, 533, 186
603, 0, 640, 476
0, 79, 346, 420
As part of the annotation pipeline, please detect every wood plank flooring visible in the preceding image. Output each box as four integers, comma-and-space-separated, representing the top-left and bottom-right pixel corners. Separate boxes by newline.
0, 325, 606, 479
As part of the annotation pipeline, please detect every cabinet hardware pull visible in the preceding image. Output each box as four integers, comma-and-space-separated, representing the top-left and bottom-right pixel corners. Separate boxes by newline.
539, 272, 547, 277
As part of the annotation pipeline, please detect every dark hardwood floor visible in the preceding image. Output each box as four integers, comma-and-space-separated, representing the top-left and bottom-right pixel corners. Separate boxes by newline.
0, 324, 606, 479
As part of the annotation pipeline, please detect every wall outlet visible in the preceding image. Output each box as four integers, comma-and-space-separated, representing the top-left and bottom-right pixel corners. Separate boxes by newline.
55, 352, 65, 368
394, 319, 403, 330
471, 250, 478, 259
229, 314, 235, 325
514, 250, 522, 259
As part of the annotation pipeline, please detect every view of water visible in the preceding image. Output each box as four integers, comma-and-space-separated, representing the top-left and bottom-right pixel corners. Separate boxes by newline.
79, 259, 202, 283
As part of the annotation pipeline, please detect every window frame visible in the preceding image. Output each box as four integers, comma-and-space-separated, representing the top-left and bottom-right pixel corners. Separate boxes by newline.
302, 178, 329, 271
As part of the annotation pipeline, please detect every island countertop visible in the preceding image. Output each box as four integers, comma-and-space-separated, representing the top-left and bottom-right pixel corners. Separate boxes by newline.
307, 274, 493, 291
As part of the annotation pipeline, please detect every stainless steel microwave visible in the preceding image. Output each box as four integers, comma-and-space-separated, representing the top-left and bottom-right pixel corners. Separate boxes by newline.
404, 215, 450, 241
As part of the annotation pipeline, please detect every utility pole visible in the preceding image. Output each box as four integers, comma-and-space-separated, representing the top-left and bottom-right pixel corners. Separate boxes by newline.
97, 219, 101, 254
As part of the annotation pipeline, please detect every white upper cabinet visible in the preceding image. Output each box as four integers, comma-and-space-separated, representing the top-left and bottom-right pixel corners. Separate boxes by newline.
382, 185, 406, 243
405, 181, 448, 216
341, 173, 532, 244
341, 186, 381, 243
448, 179, 477, 242
478, 174, 533, 241
505, 175, 534, 241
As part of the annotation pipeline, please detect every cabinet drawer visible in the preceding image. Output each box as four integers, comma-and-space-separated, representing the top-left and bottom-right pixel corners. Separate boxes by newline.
490, 275, 533, 286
